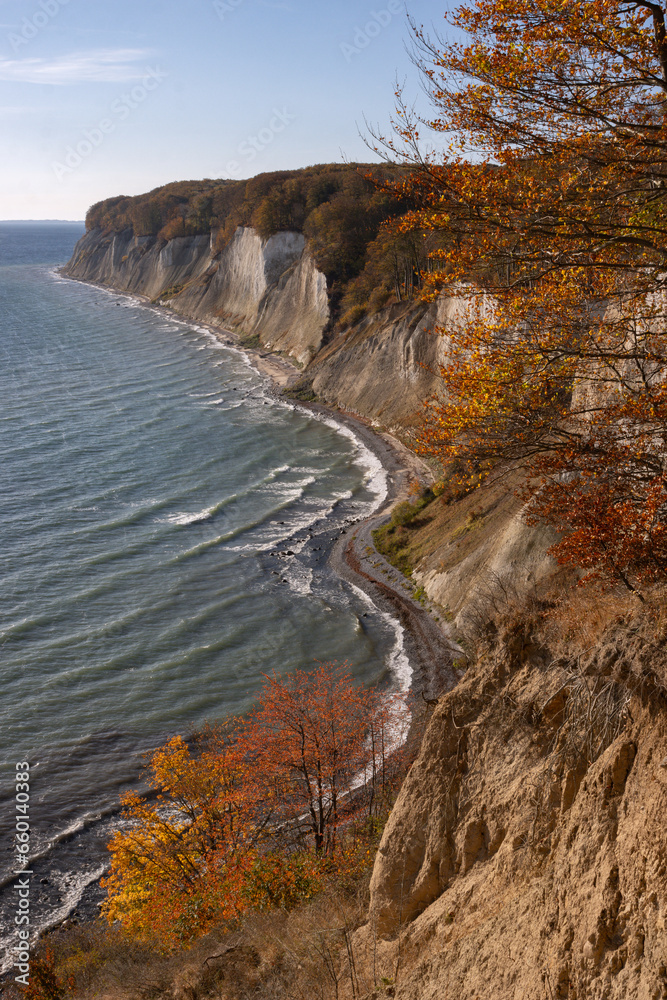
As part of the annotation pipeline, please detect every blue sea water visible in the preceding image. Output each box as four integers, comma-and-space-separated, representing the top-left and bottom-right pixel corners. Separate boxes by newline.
0, 223, 406, 959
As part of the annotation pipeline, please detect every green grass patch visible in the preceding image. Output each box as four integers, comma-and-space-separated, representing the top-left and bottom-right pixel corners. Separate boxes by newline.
372, 489, 436, 577
451, 508, 486, 539
239, 332, 261, 349
153, 282, 185, 302
283, 383, 318, 402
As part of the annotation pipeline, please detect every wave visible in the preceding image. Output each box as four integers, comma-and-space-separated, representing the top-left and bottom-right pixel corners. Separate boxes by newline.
150, 593, 245, 646
284, 563, 314, 597
156, 465, 291, 529
39, 864, 108, 931
226, 507, 330, 554
302, 409, 388, 506
2, 597, 163, 658
81, 495, 177, 534
0, 865, 108, 975
347, 581, 413, 692
170, 502, 304, 562
0, 811, 117, 896
161, 505, 220, 526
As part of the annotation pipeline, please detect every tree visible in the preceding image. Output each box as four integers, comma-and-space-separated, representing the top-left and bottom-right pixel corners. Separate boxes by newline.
102, 664, 405, 945
371, 0, 667, 595
243, 662, 379, 854
101, 726, 262, 946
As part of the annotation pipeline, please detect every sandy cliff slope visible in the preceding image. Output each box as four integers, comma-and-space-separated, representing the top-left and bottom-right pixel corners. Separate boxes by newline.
355, 602, 667, 1000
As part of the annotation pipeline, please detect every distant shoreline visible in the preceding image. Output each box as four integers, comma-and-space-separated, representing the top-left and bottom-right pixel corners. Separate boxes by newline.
0, 220, 85, 224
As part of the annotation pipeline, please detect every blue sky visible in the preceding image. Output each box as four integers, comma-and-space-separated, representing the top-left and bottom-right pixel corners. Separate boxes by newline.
0, 0, 451, 220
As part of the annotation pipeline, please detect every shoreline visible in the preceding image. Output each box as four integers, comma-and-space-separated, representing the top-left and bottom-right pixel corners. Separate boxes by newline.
59, 268, 462, 701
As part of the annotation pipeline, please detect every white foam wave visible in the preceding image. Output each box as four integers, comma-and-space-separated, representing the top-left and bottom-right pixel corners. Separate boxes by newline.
0, 805, 113, 892
168, 486, 312, 561
286, 563, 314, 596
0, 860, 106, 976
385, 622, 412, 691
162, 505, 218, 526
225, 505, 330, 554
347, 581, 413, 692
293, 406, 388, 508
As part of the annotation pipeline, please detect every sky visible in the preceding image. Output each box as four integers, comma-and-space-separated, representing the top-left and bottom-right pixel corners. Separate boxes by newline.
0, 0, 452, 220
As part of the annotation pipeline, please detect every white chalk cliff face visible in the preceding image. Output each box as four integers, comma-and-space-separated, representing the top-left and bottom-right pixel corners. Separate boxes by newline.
65, 224, 460, 417
65, 226, 330, 367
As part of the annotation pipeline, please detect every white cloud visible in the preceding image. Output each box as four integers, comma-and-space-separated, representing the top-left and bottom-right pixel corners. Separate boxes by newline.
0, 48, 154, 85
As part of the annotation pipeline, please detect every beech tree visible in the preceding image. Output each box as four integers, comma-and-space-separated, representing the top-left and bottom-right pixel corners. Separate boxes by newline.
372, 0, 667, 594
102, 665, 404, 944
102, 727, 262, 945
242, 662, 397, 853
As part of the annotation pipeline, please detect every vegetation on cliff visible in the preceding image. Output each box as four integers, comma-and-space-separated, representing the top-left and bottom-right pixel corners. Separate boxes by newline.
99, 664, 409, 949
372, 0, 667, 599
83, 164, 429, 321
7, 666, 421, 1000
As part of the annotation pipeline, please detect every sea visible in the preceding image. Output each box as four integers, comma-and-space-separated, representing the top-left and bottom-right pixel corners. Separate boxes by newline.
0, 222, 408, 967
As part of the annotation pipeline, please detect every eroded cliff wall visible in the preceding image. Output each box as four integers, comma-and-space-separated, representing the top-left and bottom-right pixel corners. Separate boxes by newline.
354, 607, 667, 1000
65, 226, 329, 367
65, 226, 458, 430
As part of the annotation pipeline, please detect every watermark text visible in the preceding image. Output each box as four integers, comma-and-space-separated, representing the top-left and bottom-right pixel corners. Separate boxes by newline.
8, 0, 72, 54
224, 107, 296, 178
340, 2, 402, 63
51, 66, 167, 181
13, 761, 32, 987
213, 0, 245, 21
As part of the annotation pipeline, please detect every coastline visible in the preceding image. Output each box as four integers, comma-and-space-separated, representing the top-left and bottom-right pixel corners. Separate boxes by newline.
60, 269, 462, 701
169, 315, 463, 702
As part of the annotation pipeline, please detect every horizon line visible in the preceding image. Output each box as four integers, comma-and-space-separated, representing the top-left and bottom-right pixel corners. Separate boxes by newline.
0, 219, 85, 223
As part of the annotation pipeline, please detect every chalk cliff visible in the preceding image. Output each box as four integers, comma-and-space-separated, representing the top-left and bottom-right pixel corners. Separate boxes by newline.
65, 226, 329, 367
64, 226, 471, 433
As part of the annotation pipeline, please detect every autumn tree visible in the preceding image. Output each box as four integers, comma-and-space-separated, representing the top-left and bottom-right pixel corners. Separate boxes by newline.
372, 0, 667, 594
102, 664, 406, 945
102, 725, 262, 946
242, 662, 397, 854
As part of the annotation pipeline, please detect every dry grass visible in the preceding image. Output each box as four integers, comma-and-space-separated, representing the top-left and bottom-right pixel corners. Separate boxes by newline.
539, 586, 643, 657
2, 870, 381, 1000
